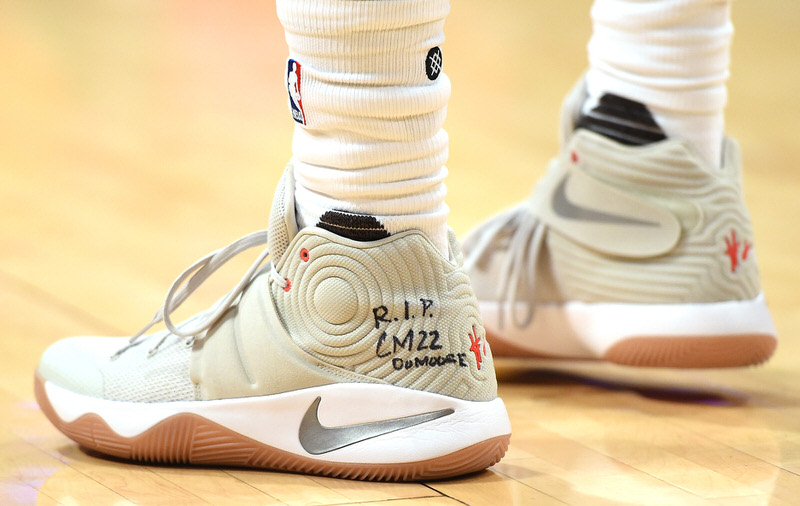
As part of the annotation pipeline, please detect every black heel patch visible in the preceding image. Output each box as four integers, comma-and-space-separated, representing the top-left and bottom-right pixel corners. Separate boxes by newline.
575, 93, 667, 146
317, 211, 391, 242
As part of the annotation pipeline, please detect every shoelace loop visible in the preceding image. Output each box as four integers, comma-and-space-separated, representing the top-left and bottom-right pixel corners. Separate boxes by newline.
463, 206, 545, 329
111, 230, 286, 359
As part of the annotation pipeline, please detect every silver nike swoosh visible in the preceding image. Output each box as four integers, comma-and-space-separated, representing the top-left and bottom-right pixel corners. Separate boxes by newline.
552, 174, 659, 227
298, 396, 454, 455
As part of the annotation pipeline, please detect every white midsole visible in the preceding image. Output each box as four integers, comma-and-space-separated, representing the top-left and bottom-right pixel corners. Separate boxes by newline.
481, 292, 777, 358
45, 381, 511, 464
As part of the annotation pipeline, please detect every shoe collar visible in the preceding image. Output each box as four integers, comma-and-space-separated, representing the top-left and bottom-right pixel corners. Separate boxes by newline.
267, 164, 300, 266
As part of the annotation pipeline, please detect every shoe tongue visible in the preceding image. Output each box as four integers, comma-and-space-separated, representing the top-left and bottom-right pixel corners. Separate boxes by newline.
268, 165, 299, 265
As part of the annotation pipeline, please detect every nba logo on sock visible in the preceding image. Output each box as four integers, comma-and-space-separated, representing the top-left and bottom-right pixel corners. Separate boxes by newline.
286, 59, 306, 125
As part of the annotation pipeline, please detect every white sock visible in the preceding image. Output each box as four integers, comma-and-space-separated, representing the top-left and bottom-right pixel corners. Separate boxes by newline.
276, 0, 451, 254
585, 0, 733, 168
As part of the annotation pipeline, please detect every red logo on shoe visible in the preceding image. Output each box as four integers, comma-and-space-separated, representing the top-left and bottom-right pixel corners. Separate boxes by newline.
468, 326, 482, 370
724, 229, 752, 273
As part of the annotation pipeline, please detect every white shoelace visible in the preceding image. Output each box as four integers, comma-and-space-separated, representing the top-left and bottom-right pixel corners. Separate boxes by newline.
463, 206, 546, 329
111, 230, 287, 359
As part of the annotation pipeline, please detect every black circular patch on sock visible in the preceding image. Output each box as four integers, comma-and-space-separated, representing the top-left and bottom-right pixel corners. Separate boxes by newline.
425, 47, 443, 80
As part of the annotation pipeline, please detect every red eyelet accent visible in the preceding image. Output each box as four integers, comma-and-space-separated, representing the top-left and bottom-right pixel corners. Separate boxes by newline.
283, 278, 292, 292
300, 248, 309, 262
571, 150, 579, 164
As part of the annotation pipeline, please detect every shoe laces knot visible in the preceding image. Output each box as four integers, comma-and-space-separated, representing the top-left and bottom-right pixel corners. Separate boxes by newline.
111, 230, 287, 359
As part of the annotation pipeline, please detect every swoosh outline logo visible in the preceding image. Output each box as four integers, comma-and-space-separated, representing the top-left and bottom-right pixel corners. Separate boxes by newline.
298, 396, 454, 455
552, 174, 659, 227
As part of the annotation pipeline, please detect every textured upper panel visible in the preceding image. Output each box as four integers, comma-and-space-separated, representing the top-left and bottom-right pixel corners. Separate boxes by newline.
540, 132, 760, 304
39, 335, 197, 402
467, 130, 761, 306
272, 229, 497, 402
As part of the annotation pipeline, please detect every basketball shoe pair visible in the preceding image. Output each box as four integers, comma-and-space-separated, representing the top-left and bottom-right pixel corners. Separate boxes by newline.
35, 78, 776, 481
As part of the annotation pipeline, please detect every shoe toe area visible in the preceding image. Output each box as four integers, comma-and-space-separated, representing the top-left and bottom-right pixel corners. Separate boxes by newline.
37, 337, 129, 398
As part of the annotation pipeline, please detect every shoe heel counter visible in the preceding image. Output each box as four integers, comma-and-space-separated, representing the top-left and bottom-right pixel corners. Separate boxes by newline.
660, 157, 763, 301
704, 173, 763, 299
542, 135, 763, 304
544, 196, 764, 305
273, 229, 498, 402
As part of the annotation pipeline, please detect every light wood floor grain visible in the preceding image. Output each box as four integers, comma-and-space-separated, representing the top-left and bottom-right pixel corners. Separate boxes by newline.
2, 1, 799, 505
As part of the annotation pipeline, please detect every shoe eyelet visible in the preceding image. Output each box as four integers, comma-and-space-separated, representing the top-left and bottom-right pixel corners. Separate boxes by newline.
300, 248, 309, 262
571, 150, 579, 164
284, 278, 292, 292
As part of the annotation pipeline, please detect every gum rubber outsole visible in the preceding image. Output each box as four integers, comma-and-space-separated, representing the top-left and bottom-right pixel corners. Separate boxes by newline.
602, 334, 776, 368
34, 374, 510, 481
487, 330, 776, 368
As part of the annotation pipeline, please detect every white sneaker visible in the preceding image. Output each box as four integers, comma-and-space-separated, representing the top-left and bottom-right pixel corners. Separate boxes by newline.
463, 79, 777, 368
35, 167, 510, 481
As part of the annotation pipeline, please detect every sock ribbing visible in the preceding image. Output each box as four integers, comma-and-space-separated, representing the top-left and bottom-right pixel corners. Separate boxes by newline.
585, 0, 732, 168
277, 0, 451, 253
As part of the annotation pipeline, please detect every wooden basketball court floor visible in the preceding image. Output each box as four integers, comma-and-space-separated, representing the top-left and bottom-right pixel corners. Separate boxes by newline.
1, 1, 799, 504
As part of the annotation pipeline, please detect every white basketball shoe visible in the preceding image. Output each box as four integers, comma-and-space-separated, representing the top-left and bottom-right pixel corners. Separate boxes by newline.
35, 167, 510, 481
463, 79, 777, 368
